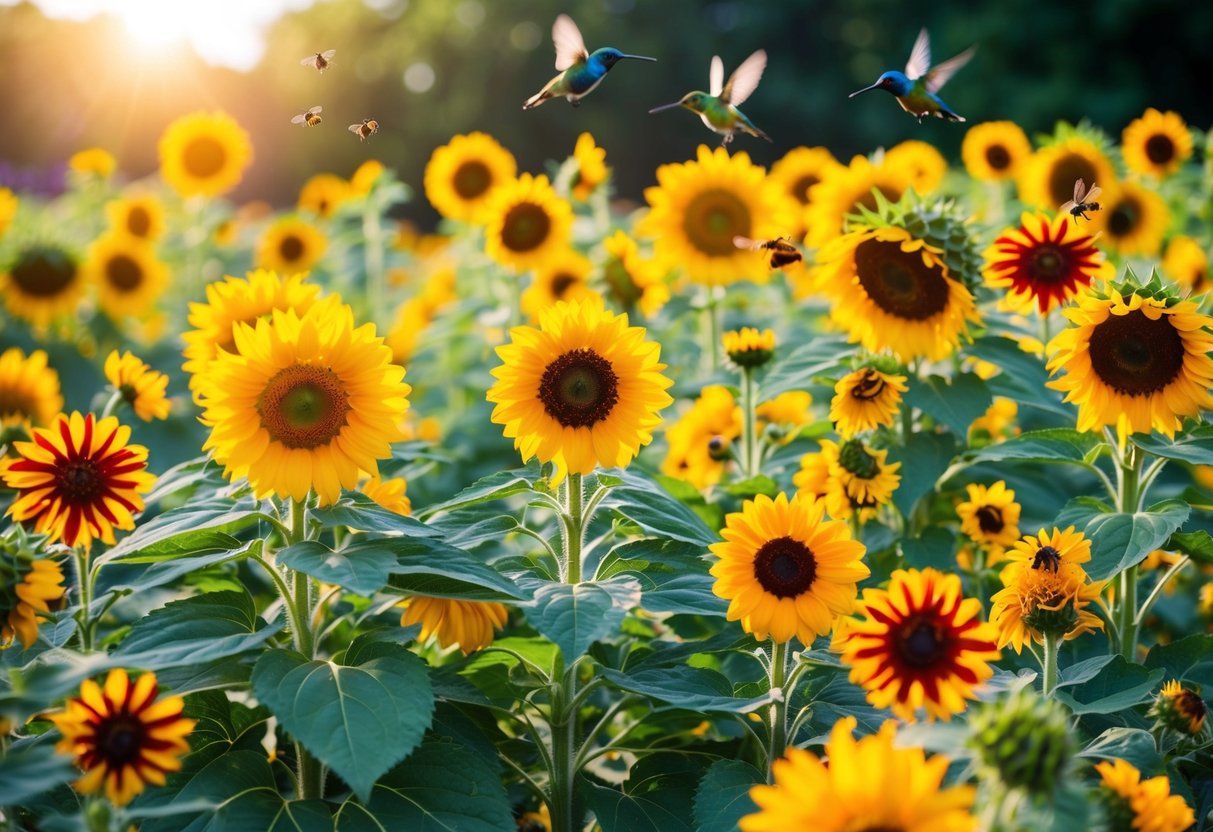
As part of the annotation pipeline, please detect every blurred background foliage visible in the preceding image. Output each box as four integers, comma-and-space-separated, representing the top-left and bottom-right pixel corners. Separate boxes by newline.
1, 0, 1211, 230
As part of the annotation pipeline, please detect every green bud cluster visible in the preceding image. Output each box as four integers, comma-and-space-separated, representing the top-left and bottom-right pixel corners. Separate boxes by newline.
968, 686, 1074, 797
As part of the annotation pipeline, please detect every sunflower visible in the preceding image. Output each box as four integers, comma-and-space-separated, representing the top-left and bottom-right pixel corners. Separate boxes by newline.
424, 132, 518, 223
961, 121, 1032, 181
104, 351, 171, 422
1162, 236, 1210, 296
983, 212, 1113, 313
723, 327, 775, 369
1097, 181, 1169, 257
793, 438, 901, 522
830, 367, 908, 437
834, 568, 1001, 721
0, 187, 17, 239
660, 385, 741, 489
1, 557, 65, 649
0, 347, 63, 431
570, 132, 608, 201
83, 233, 169, 320
768, 147, 844, 236
1096, 759, 1195, 832
1151, 680, 1207, 736
68, 147, 117, 179
1, 412, 156, 549
0, 244, 84, 329
638, 145, 795, 286
803, 154, 914, 248
1017, 136, 1116, 211
1122, 108, 1192, 179
885, 140, 948, 194
487, 298, 672, 485
49, 669, 195, 806
198, 302, 409, 506
361, 474, 411, 516
350, 160, 385, 195
1046, 285, 1213, 444
297, 173, 352, 219
742, 717, 975, 832
482, 174, 573, 273
158, 111, 252, 199
813, 226, 979, 362
255, 216, 328, 276
989, 527, 1103, 652
602, 230, 669, 317
756, 391, 812, 438
521, 248, 599, 320
400, 596, 509, 655
105, 194, 166, 242
956, 481, 1021, 551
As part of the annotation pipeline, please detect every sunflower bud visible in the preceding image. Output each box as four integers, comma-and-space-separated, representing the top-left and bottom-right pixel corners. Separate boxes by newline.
1150, 680, 1207, 736
722, 327, 775, 369
968, 687, 1074, 797
837, 439, 880, 479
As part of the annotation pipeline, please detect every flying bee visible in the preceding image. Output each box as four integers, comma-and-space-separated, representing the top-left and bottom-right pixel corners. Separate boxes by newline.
1060, 178, 1102, 222
291, 106, 323, 127
348, 119, 379, 142
1031, 545, 1062, 573
301, 49, 336, 72
732, 235, 803, 269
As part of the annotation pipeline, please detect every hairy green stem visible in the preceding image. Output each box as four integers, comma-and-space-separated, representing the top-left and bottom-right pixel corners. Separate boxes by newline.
72, 546, 94, 652
1041, 631, 1060, 696
563, 473, 584, 585
767, 639, 789, 782
1116, 444, 1144, 658
549, 662, 578, 832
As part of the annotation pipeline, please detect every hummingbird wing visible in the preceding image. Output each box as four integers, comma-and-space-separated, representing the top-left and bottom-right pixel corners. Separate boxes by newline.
710, 55, 724, 96
552, 14, 589, 71
721, 49, 766, 106
905, 28, 931, 79
923, 46, 975, 93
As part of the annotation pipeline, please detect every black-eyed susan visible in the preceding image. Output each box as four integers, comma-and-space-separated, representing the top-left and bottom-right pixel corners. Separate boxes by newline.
255, 216, 327, 276
521, 248, 599, 320
1017, 136, 1116, 211
483, 173, 573, 273
350, 160, 385, 196
158, 111, 252, 199
400, 597, 509, 655
1097, 181, 1169, 257
803, 154, 913, 248
602, 230, 669, 318
570, 132, 608, 201
638, 145, 795, 286
956, 481, 1021, 550
198, 302, 409, 506
1162, 236, 1210, 296
813, 226, 978, 362
361, 474, 411, 517
1046, 283, 1213, 444
1096, 758, 1195, 832
723, 327, 775, 368
989, 526, 1103, 652
104, 351, 170, 422
1, 412, 155, 549
67, 148, 116, 179
49, 668, 195, 806
741, 717, 975, 832
487, 298, 673, 484
885, 139, 948, 194
0, 347, 63, 431
0, 244, 84, 329
660, 385, 741, 489
83, 233, 169, 320
794, 438, 901, 522
105, 194, 166, 242
983, 211, 1113, 313
834, 568, 1001, 721
1122, 108, 1192, 179
0, 187, 17, 239
1151, 680, 1207, 736
961, 121, 1032, 181
711, 492, 868, 645
424, 132, 517, 223
1, 552, 65, 649
830, 366, 908, 437
297, 173, 352, 219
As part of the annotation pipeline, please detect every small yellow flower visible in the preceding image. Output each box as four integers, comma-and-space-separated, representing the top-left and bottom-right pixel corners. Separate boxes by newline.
104, 351, 171, 422
830, 367, 907, 437
723, 327, 775, 368
570, 132, 608, 201
68, 148, 117, 179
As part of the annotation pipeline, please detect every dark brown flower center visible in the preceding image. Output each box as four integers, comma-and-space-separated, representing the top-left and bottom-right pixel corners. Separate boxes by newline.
683, 188, 752, 256
501, 202, 552, 253
1175, 689, 1207, 725
1047, 154, 1098, 207
753, 536, 817, 598
56, 459, 106, 503
854, 238, 949, 321
279, 234, 305, 263
1106, 197, 1140, 238
707, 435, 730, 461
182, 137, 227, 179
894, 612, 949, 668
538, 348, 619, 428
1028, 245, 1070, 283
976, 505, 1005, 534
257, 364, 351, 449
550, 273, 578, 299
838, 439, 880, 479
791, 174, 820, 204
0, 390, 36, 421
1088, 308, 1185, 396
10, 248, 77, 297
1145, 134, 1176, 165
985, 144, 1012, 171
94, 714, 146, 766
105, 254, 143, 292
127, 206, 152, 237
851, 369, 886, 401
453, 160, 492, 199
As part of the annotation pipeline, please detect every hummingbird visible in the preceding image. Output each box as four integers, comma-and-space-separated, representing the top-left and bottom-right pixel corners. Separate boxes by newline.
849, 29, 975, 123
522, 14, 656, 109
649, 50, 771, 145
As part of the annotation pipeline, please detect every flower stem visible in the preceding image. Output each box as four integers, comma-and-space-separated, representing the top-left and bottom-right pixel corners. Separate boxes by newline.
740, 367, 758, 479
702, 288, 721, 372
563, 473, 584, 585
766, 639, 789, 783
284, 498, 322, 799
1115, 443, 1145, 658
72, 546, 94, 652
549, 659, 578, 832
1041, 631, 1060, 696
99, 389, 124, 420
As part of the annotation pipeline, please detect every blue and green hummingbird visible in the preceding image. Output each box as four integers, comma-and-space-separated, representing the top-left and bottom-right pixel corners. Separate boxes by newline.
523, 14, 656, 109
648, 50, 771, 145
849, 29, 975, 123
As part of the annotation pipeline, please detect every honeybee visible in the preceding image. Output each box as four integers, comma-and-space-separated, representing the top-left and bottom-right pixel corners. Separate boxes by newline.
301, 50, 336, 72
732, 235, 803, 269
1031, 545, 1062, 573
348, 119, 379, 142
291, 106, 323, 127
1060, 178, 1102, 222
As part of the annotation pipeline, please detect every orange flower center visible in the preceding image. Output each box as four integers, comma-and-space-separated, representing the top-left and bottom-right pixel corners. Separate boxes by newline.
182, 136, 227, 179
1088, 309, 1184, 395
127, 206, 151, 237
538, 349, 619, 429
257, 365, 351, 449
682, 188, 751, 256
753, 536, 817, 598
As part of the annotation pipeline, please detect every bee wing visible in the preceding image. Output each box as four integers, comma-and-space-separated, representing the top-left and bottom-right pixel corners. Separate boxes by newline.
309, 106, 323, 115
732, 235, 760, 251
291, 114, 307, 124
721, 49, 766, 106
1073, 178, 1086, 203
1059, 200, 1077, 214
904, 28, 931, 79
552, 14, 589, 71
1084, 185, 1102, 203
321, 49, 336, 60
300, 55, 318, 68
709, 55, 724, 97
923, 46, 974, 93
349, 123, 363, 133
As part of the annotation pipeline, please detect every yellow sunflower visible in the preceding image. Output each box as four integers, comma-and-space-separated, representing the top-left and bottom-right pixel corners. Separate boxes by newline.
400, 597, 509, 655
83, 232, 169, 320
803, 154, 914, 248
956, 481, 1021, 551
0, 347, 63, 430
742, 717, 975, 832
350, 160, 385, 195
482, 173, 573, 273
68, 148, 117, 179
1097, 181, 1169, 257
361, 475, 411, 516
255, 217, 328, 275
158, 111, 253, 199
1122, 108, 1192, 179
1, 557, 65, 649
1152, 679, 1207, 736
297, 173, 353, 219
885, 140, 948, 194
961, 121, 1032, 181
661, 385, 741, 489
1017, 136, 1116, 211
0, 244, 84, 329
104, 351, 171, 422
768, 146, 844, 237
723, 327, 775, 368
105, 194, 166, 242
198, 301, 410, 505
424, 131, 518, 223
570, 132, 608, 201
50, 669, 195, 806
813, 225, 979, 362
793, 438, 901, 522
637, 144, 795, 286
1046, 285, 1213, 444
830, 367, 908, 437
983, 212, 1114, 313
487, 298, 673, 485
1162, 236, 1210, 296
602, 230, 669, 317
710, 492, 869, 645
521, 248, 599, 320
0, 187, 17, 239
756, 391, 812, 437
1096, 759, 1195, 832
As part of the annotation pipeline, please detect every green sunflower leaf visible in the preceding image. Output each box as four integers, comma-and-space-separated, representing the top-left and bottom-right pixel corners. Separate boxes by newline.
904, 372, 993, 438
586, 777, 696, 832
1053, 656, 1164, 715
310, 494, 438, 536
1144, 634, 1213, 689
759, 336, 855, 400
887, 431, 957, 517
899, 526, 957, 570
416, 464, 540, 519
692, 760, 762, 832
0, 741, 77, 805
599, 470, 716, 547
1165, 530, 1213, 565
381, 536, 528, 601
1078, 727, 1163, 774
1132, 425, 1213, 466
964, 428, 1103, 465
966, 337, 1071, 419
1079, 499, 1190, 580
521, 577, 642, 661
113, 590, 282, 670
97, 498, 271, 565
597, 666, 776, 714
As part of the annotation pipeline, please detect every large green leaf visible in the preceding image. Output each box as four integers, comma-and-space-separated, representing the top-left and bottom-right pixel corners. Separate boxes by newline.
1144, 634, 1213, 689
692, 760, 762, 832
599, 470, 716, 547
1079, 728, 1163, 774
100, 540, 261, 596
380, 537, 527, 601
182, 690, 273, 771
887, 432, 957, 517
599, 666, 776, 714
904, 373, 993, 438
1165, 530, 1213, 566
310, 495, 438, 537
1133, 426, 1213, 466
965, 428, 1102, 465
899, 527, 957, 571
251, 638, 434, 801
586, 781, 694, 832
1081, 500, 1191, 580
277, 540, 395, 597
417, 465, 539, 519
98, 498, 271, 565
521, 577, 641, 661
759, 336, 854, 400
0, 741, 76, 804
114, 591, 281, 670
1054, 656, 1164, 715
966, 336, 1068, 418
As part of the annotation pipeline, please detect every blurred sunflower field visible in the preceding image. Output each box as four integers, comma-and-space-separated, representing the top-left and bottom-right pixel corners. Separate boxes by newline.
3, 2, 1213, 831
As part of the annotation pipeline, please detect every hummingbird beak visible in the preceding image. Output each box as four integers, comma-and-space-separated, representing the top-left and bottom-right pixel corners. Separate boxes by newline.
648, 101, 683, 114
849, 82, 881, 98
619, 54, 657, 62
